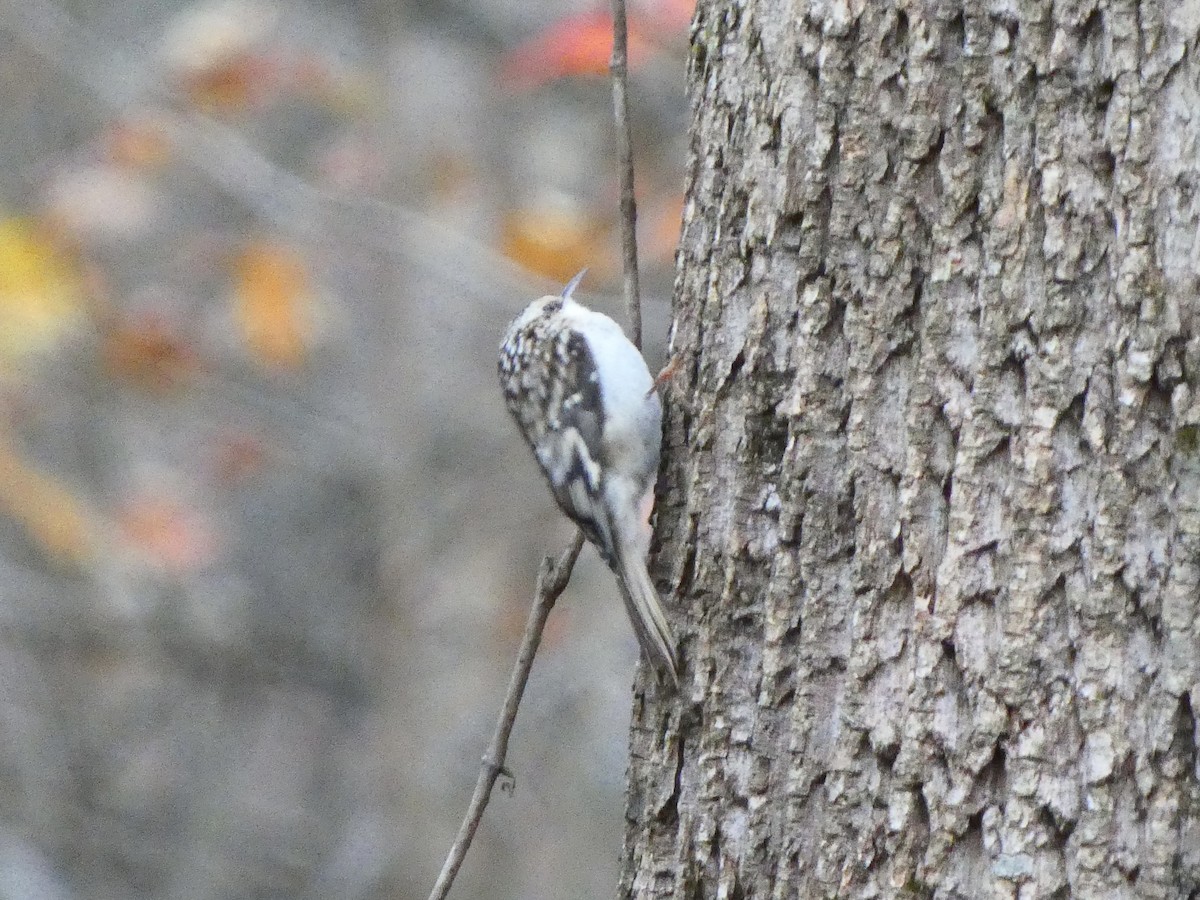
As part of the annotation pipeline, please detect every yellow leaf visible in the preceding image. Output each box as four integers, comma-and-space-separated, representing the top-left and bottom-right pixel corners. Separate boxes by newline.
0, 218, 84, 373
293, 57, 379, 117
0, 440, 93, 566
233, 241, 314, 369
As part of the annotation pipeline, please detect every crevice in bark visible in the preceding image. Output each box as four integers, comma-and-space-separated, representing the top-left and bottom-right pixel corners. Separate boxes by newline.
983, 434, 1010, 466
656, 734, 686, 826
818, 293, 847, 345
959, 190, 981, 228
1176, 691, 1197, 767
877, 739, 899, 773
964, 808, 984, 839
1039, 803, 1076, 843
1001, 15, 1019, 45
979, 97, 1005, 157
942, 11, 966, 62
914, 785, 930, 829
1060, 389, 1086, 430
1080, 7, 1104, 47
724, 349, 746, 393
1155, 337, 1187, 394
919, 128, 947, 169
891, 9, 908, 49
940, 638, 956, 665
1094, 147, 1116, 185
981, 742, 1007, 795
771, 673, 795, 707
678, 855, 705, 900
674, 527, 699, 603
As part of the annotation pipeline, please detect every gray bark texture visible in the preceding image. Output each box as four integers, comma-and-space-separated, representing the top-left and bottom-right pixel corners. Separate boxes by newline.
622, 1, 1200, 897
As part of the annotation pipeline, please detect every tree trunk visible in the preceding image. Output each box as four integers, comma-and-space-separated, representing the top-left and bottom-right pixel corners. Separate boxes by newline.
623, 1, 1200, 897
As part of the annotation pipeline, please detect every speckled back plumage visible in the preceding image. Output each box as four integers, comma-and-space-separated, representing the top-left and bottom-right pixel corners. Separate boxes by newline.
499, 297, 613, 556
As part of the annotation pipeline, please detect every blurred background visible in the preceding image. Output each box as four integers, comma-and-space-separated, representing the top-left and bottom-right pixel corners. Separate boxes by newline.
0, 0, 691, 897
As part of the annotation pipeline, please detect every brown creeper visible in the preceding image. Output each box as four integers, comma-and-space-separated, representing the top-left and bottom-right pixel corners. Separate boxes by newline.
498, 271, 679, 686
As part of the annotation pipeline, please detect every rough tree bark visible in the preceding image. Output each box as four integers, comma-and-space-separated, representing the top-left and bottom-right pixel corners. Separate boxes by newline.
623, 1, 1200, 897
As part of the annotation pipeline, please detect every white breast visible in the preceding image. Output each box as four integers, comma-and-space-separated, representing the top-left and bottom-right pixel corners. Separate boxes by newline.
560, 299, 661, 490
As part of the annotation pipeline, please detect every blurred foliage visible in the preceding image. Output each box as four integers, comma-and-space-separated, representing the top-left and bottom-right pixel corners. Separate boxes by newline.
233, 240, 316, 369
0, 434, 94, 567
0, 0, 691, 897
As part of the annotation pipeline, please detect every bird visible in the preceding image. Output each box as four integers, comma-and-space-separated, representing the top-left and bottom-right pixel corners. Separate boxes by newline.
498, 270, 679, 687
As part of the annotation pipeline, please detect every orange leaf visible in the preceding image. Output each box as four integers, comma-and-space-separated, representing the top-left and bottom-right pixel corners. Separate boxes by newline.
500, 11, 657, 89
210, 430, 269, 483
499, 205, 610, 283
161, 0, 280, 110
0, 440, 93, 566
118, 493, 216, 573
101, 314, 199, 390
105, 117, 173, 170
233, 241, 314, 369
182, 53, 281, 111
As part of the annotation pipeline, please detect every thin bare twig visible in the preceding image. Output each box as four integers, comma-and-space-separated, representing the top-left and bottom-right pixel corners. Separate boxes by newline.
427, 532, 584, 900
610, 0, 643, 349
